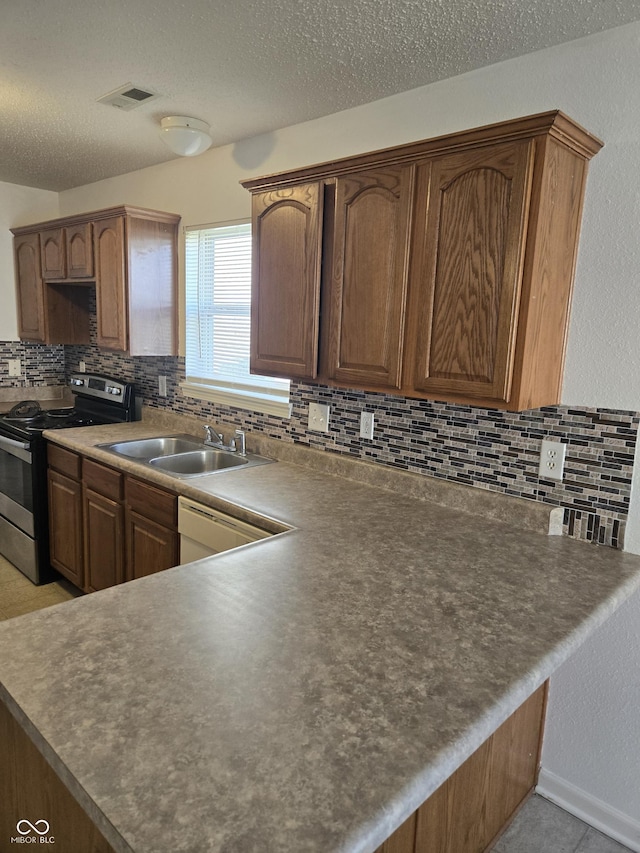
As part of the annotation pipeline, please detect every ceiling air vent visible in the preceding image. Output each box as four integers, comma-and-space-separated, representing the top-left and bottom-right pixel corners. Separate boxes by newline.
97, 83, 159, 111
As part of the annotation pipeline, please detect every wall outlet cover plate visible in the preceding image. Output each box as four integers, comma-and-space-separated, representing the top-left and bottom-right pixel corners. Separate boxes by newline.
308, 402, 330, 433
538, 439, 567, 481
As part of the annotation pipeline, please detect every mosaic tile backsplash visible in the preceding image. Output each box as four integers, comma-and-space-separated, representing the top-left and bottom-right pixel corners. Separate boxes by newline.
63, 337, 639, 550
0, 341, 65, 387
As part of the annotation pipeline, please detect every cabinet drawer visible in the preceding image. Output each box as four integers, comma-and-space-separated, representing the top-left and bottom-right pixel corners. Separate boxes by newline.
125, 477, 177, 528
47, 444, 81, 480
83, 459, 123, 501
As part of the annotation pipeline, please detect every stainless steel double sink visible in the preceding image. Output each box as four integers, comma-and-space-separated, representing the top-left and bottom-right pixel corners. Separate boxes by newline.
97, 434, 272, 478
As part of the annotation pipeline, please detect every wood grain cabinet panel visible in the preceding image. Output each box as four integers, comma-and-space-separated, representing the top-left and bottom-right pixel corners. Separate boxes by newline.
377, 683, 547, 853
83, 486, 125, 593
125, 476, 178, 580
0, 700, 118, 853
405, 141, 533, 405
40, 226, 66, 280
94, 215, 128, 351
66, 221, 94, 277
324, 166, 413, 389
126, 510, 179, 581
13, 232, 47, 342
250, 182, 323, 379
243, 111, 602, 411
48, 469, 84, 588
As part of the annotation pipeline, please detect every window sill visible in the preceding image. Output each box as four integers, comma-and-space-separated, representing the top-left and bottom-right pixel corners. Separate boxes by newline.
180, 380, 292, 419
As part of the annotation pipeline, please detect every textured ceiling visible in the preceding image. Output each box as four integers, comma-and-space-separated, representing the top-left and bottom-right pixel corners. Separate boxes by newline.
2, 0, 640, 192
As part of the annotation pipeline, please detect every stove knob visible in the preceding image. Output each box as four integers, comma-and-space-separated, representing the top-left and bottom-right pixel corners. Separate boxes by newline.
106, 386, 122, 396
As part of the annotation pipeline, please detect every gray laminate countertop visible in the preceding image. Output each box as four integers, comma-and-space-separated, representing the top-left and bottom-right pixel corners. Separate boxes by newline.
1, 422, 640, 853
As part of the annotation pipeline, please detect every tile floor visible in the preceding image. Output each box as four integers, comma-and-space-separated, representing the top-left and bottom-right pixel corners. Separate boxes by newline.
0, 560, 634, 853
0, 555, 82, 620
496, 795, 632, 853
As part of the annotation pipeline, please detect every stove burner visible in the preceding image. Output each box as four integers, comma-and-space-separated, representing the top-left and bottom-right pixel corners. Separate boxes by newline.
6, 400, 43, 421
47, 408, 75, 418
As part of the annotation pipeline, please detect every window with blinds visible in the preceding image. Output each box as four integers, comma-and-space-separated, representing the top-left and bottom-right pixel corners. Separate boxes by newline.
182, 221, 291, 416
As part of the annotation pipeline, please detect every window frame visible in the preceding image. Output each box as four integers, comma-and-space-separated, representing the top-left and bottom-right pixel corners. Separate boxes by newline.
180, 219, 291, 418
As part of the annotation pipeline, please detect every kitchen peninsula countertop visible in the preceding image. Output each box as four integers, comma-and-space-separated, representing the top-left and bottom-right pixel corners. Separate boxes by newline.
1, 421, 640, 852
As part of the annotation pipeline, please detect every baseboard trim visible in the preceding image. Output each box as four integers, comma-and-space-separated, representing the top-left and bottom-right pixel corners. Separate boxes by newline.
537, 767, 640, 852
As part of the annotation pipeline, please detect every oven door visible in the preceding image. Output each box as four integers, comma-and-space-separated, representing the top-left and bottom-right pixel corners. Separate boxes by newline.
0, 433, 34, 536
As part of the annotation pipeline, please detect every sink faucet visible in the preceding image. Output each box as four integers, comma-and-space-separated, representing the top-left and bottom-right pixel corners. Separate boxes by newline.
203, 425, 246, 455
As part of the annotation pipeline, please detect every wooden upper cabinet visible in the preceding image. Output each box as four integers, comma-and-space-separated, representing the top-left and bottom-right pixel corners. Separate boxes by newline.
66, 222, 93, 278
323, 166, 413, 389
38, 224, 92, 281
405, 141, 534, 405
13, 232, 47, 342
250, 182, 323, 379
40, 227, 66, 280
12, 205, 179, 354
242, 111, 602, 411
94, 216, 128, 351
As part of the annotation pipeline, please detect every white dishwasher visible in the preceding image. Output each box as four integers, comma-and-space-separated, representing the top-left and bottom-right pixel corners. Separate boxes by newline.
178, 496, 272, 562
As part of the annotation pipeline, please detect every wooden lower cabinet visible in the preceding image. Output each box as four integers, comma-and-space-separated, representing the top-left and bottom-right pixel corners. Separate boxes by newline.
48, 469, 84, 588
47, 445, 84, 588
83, 487, 125, 593
376, 683, 547, 853
47, 446, 179, 593
0, 685, 546, 853
0, 700, 117, 853
125, 477, 178, 580
126, 510, 178, 580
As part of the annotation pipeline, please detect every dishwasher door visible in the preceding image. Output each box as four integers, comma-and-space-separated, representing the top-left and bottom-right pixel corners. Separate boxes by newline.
178, 497, 271, 563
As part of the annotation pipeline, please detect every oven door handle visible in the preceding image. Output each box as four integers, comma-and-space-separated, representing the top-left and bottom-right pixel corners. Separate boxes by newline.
0, 433, 32, 463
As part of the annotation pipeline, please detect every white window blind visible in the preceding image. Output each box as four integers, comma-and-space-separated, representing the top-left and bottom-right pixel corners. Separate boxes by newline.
182, 221, 291, 417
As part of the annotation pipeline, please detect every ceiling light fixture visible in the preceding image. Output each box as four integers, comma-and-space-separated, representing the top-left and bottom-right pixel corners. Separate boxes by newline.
159, 116, 213, 157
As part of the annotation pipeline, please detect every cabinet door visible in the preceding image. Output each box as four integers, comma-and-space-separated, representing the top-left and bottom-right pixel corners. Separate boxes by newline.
13, 233, 47, 342
251, 182, 323, 379
66, 222, 94, 278
83, 486, 125, 593
406, 141, 534, 405
94, 216, 127, 350
48, 469, 84, 589
126, 510, 178, 581
324, 166, 413, 389
40, 227, 66, 280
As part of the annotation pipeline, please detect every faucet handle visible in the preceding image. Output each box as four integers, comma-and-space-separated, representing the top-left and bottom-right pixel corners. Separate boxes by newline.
235, 429, 246, 456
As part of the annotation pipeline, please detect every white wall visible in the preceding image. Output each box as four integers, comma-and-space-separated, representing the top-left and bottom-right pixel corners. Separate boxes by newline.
0, 182, 59, 340
47, 20, 640, 840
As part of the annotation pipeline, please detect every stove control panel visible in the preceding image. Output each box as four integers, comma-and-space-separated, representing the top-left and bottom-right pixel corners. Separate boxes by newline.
68, 373, 134, 411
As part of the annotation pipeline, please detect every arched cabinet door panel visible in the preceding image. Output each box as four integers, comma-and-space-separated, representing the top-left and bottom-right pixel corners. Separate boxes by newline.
14, 233, 47, 342
66, 222, 94, 278
324, 166, 413, 390
406, 140, 534, 405
94, 216, 128, 351
40, 227, 66, 280
250, 182, 323, 379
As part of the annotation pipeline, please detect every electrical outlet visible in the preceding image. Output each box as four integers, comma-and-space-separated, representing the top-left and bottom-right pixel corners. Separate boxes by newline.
538, 439, 567, 481
79, 361, 86, 373
158, 375, 167, 397
8, 359, 21, 377
360, 411, 375, 440
308, 402, 330, 433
